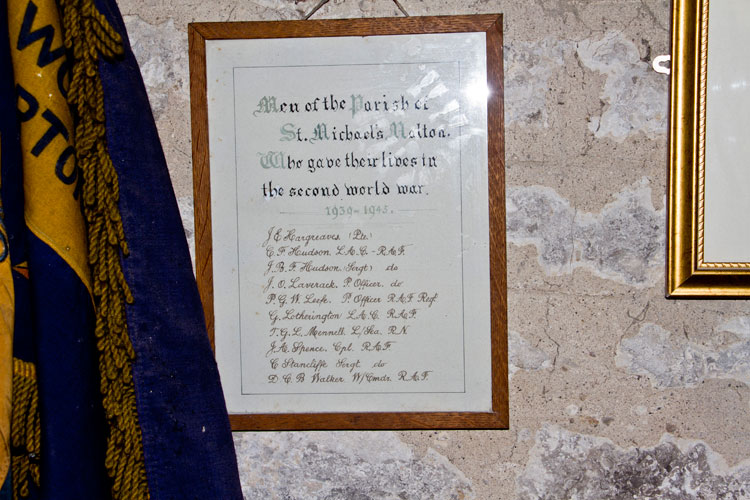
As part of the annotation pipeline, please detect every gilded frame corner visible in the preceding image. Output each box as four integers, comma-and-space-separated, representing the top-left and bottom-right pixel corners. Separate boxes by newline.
667, 0, 750, 297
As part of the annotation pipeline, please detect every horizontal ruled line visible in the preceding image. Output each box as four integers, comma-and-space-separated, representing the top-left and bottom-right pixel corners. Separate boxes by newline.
240, 390, 468, 395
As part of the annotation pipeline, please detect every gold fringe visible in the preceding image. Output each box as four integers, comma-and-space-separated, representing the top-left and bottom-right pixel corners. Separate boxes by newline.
11, 359, 40, 500
56, 0, 149, 498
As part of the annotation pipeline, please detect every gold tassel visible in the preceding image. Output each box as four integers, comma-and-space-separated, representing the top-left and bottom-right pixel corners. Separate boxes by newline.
11, 358, 40, 500
55, 0, 149, 498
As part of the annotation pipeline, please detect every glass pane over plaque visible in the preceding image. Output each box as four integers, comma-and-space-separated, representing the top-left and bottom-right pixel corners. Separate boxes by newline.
206, 33, 491, 414
704, 0, 750, 265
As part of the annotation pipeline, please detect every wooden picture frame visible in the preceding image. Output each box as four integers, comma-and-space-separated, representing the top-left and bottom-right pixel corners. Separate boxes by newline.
668, 0, 750, 297
189, 15, 507, 430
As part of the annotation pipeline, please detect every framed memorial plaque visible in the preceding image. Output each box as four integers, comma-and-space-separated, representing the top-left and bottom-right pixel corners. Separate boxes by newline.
668, 0, 750, 296
188, 15, 507, 429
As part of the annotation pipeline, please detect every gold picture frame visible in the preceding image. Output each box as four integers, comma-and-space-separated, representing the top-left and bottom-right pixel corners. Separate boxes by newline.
667, 0, 750, 297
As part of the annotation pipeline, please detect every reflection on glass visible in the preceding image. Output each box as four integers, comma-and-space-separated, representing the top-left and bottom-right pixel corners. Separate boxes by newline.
703, 0, 750, 263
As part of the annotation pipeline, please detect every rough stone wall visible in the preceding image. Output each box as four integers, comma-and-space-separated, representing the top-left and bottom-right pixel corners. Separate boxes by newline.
117, 0, 750, 498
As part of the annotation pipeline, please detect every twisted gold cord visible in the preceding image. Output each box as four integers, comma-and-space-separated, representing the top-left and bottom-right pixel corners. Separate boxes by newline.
56, 0, 149, 497
11, 359, 39, 500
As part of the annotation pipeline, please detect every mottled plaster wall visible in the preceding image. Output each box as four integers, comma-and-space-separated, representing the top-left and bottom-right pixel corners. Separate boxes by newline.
118, 0, 750, 498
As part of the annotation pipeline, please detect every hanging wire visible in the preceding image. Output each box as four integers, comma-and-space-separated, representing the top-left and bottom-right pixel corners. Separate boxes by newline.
304, 0, 410, 19
392, 0, 409, 16
304, 0, 329, 19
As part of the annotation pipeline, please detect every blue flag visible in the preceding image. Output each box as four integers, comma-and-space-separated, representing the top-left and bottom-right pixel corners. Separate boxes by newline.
1, 0, 242, 497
